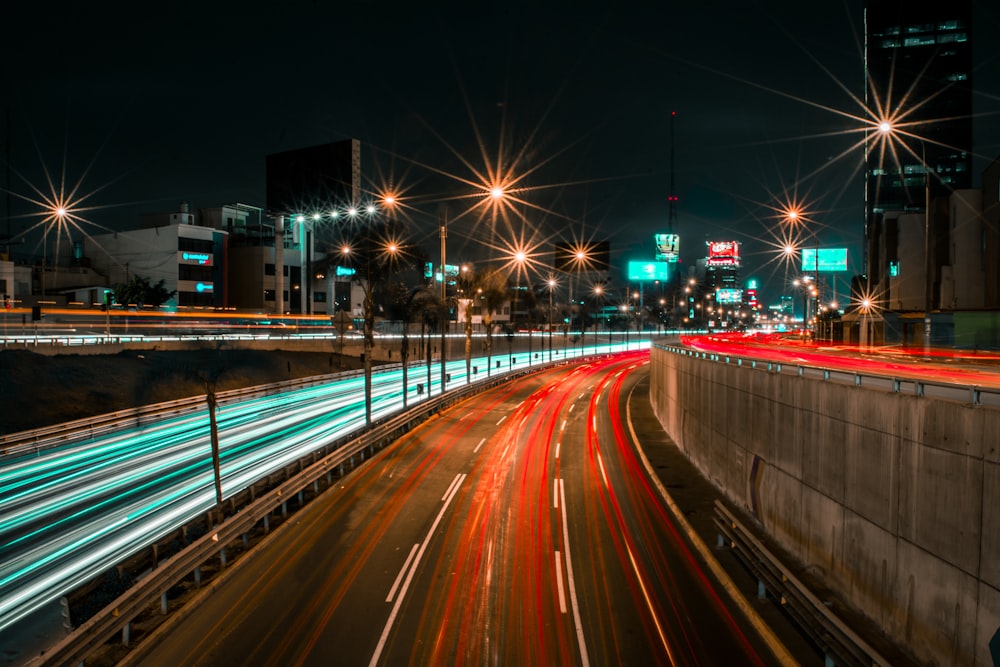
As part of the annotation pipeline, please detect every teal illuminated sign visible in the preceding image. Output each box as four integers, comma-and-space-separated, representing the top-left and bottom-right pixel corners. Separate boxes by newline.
801, 248, 848, 272
627, 260, 669, 282
654, 233, 679, 262
181, 252, 212, 265
424, 263, 460, 280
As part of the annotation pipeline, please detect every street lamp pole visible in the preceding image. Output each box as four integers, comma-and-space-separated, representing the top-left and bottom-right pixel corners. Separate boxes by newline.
547, 278, 555, 362
814, 235, 820, 340
440, 209, 448, 394
923, 141, 932, 354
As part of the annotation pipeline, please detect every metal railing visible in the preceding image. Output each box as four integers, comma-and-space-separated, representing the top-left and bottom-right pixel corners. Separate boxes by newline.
659, 343, 1000, 407
714, 501, 895, 667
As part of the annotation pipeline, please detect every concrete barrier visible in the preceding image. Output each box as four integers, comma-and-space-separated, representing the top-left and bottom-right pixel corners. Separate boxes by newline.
650, 344, 1000, 667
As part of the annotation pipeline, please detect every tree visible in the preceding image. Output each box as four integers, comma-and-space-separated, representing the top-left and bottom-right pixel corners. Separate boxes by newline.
387, 282, 435, 408
111, 275, 176, 308
476, 268, 509, 376
341, 219, 406, 426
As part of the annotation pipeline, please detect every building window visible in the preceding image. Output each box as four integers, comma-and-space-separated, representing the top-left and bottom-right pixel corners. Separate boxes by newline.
178, 237, 214, 253
179, 264, 213, 281
264, 289, 275, 301
946, 72, 967, 82
264, 263, 276, 276
881, 39, 900, 49
938, 32, 967, 43
904, 36, 935, 47
313, 292, 326, 302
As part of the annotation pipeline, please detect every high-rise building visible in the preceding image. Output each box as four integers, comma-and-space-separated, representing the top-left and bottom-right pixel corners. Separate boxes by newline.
864, 0, 973, 308
865, 0, 973, 215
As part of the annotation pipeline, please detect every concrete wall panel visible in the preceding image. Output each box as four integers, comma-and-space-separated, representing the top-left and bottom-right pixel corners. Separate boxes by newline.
843, 416, 897, 530
840, 509, 899, 630
796, 479, 844, 576
922, 392, 985, 457
756, 464, 804, 560
898, 440, 982, 575
895, 538, 981, 664
979, 460, 1000, 590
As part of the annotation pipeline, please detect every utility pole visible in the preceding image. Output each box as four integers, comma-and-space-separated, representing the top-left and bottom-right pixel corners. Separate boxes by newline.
439, 207, 447, 394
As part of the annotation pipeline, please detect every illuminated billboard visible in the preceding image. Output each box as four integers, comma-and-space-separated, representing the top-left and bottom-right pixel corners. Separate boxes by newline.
627, 261, 669, 282
744, 279, 758, 309
706, 241, 741, 267
553, 241, 611, 272
424, 263, 461, 282
715, 288, 743, 303
654, 233, 679, 262
800, 248, 848, 272
179, 251, 212, 266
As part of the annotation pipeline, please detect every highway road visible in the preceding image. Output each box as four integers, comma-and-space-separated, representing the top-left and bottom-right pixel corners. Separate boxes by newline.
683, 332, 1000, 389
140, 351, 796, 666
0, 342, 645, 638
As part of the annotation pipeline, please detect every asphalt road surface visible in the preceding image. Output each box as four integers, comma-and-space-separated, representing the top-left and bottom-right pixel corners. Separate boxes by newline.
138, 351, 814, 666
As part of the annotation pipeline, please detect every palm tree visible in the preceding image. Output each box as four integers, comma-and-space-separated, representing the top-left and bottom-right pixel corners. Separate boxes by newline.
476, 267, 509, 376
343, 219, 405, 426
111, 275, 176, 308
389, 283, 436, 407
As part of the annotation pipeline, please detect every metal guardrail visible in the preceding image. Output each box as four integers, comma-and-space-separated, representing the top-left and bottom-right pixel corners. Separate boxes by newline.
659, 344, 1000, 407
713, 501, 894, 667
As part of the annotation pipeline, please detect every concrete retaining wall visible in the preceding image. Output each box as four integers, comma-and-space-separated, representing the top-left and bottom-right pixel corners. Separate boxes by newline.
650, 345, 1000, 666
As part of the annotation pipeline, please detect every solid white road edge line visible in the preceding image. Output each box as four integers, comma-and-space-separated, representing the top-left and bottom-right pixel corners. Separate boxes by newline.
624, 379, 797, 667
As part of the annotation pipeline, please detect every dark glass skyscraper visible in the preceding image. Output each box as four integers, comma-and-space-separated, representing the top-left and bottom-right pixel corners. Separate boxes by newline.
865, 0, 973, 214
864, 0, 973, 296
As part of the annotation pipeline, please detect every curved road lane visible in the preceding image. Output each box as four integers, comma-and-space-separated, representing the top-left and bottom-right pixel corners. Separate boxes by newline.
140, 351, 797, 666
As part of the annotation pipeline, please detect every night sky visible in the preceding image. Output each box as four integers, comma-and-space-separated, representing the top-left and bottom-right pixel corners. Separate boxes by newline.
3, 1, 999, 305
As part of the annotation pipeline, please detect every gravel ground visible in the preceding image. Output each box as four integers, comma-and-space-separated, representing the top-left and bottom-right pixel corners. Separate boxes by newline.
0, 348, 366, 435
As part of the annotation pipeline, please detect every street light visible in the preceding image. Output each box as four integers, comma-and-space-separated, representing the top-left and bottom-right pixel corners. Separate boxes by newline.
547, 277, 556, 362
781, 207, 821, 338
592, 284, 604, 353
439, 206, 448, 394
331, 244, 351, 320
877, 120, 933, 352
621, 303, 629, 349
513, 250, 528, 367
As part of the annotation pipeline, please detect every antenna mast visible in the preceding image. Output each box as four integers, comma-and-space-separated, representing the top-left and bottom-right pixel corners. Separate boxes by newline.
668, 110, 678, 233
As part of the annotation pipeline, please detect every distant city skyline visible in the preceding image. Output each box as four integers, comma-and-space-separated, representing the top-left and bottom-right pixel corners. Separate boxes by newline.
3, 2, 999, 306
